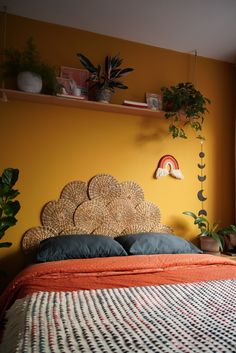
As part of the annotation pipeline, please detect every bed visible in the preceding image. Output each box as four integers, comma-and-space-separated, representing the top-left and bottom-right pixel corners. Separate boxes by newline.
1, 173, 236, 353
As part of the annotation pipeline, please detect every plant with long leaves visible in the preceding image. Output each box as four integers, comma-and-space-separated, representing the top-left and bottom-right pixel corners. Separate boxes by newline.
183, 211, 224, 250
161, 82, 211, 139
0, 168, 20, 248
77, 53, 134, 92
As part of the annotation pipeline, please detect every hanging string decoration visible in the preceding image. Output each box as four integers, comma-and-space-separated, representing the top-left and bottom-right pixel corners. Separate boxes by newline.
197, 141, 207, 216
155, 155, 184, 180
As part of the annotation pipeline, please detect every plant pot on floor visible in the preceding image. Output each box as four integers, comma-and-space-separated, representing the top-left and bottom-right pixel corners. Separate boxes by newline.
17, 71, 43, 93
200, 236, 220, 254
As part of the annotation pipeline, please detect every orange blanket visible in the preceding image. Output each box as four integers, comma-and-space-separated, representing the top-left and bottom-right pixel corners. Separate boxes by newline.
1, 253, 236, 320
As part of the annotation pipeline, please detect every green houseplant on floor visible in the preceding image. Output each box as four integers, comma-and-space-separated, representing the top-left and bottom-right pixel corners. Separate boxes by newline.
0, 168, 21, 248
1, 37, 58, 95
161, 82, 211, 139
77, 53, 134, 103
183, 211, 224, 252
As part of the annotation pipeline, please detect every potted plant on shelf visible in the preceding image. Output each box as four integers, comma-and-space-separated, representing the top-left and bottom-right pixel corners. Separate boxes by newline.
0, 168, 21, 248
183, 211, 224, 253
1, 37, 58, 95
77, 53, 134, 103
161, 82, 211, 139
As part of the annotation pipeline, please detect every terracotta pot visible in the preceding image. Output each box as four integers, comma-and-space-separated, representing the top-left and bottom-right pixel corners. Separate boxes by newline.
200, 236, 220, 253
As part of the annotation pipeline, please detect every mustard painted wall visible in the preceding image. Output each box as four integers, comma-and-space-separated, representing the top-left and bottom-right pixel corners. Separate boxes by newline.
0, 14, 235, 280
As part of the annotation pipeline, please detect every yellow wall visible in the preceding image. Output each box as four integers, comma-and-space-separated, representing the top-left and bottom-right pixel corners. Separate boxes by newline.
0, 14, 235, 279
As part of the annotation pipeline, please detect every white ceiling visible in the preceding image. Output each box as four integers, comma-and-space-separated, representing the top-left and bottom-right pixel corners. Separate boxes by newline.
2, 0, 236, 64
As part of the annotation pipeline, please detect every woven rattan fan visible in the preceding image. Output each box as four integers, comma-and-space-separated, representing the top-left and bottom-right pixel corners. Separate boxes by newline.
88, 174, 121, 202
60, 227, 90, 235
74, 199, 109, 233
93, 223, 122, 237
107, 199, 137, 230
41, 199, 76, 233
22, 226, 58, 254
135, 201, 161, 231
122, 224, 151, 235
119, 181, 145, 206
21, 173, 173, 253
152, 224, 174, 234
60, 180, 89, 206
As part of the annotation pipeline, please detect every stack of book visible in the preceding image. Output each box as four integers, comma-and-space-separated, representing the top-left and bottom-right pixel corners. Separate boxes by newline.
123, 100, 148, 108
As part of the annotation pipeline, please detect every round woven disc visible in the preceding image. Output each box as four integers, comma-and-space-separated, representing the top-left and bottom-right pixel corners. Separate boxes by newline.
93, 223, 122, 237
60, 180, 88, 206
107, 199, 136, 230
120, 181, 145, 206
60, 180, 89, 206
60, 227, 90, 235
135, 201, 161, 231
152, 223, 174, 234
74, 199, 109, 233
122, 224, 150, 235
88, 174, 121, 202
41, 199, 76, 233
22, 226, 58, 254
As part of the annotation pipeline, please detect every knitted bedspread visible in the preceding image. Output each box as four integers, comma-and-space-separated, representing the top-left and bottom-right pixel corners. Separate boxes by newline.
1, 279, 236, 353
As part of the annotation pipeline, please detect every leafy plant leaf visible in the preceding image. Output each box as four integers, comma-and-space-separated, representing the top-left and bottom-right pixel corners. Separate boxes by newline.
2, 200, 20, 216
77, 53, 97, 73
78, 53, 133, 94
182, 211, 197, 219
0, 242, 12, 248
0, 168, 20, 243
161, 82, 210, 139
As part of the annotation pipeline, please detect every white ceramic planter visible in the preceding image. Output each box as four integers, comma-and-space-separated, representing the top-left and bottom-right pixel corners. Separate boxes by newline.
17, 71, 43, 93
96, 88, 113, 103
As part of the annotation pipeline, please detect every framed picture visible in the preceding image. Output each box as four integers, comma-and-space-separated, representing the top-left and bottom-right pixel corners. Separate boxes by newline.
146, 93, 162, 111
60, 66, 90, 99
56, 77, 73, 97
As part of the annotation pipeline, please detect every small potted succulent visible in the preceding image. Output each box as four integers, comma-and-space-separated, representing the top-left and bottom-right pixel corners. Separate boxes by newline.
1, 37, 58, 95
183, 211, 224, 252
161, 82, 211, 139
77, 53, 134, 103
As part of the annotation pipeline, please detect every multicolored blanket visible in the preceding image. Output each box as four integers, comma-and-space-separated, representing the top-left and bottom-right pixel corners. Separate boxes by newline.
1, 279, 236, 353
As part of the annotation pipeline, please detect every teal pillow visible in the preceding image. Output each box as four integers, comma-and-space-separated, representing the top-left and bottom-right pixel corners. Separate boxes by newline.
36, 234, 127, 262
115, 232, 202, 255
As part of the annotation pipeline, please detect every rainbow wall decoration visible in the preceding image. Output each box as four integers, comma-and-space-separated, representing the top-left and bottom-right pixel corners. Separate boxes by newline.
155, 155, 184, 180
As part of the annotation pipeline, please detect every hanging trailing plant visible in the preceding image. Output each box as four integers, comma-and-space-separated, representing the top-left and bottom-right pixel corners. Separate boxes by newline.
161, 82, 211, 139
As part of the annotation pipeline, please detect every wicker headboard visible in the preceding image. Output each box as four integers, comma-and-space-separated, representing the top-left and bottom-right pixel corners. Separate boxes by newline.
22, 174, 172, 254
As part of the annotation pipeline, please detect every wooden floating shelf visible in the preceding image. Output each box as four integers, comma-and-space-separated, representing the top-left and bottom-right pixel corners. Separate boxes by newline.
0, 89, 165, 118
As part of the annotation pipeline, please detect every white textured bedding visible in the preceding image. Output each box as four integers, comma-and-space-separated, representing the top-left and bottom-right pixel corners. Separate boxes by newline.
1, 279, 236, 353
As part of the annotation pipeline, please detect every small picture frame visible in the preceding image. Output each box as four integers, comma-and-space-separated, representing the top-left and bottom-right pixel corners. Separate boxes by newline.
60, 66, 90, 99
146, 93, 162, 111
56, 77, 73, 96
